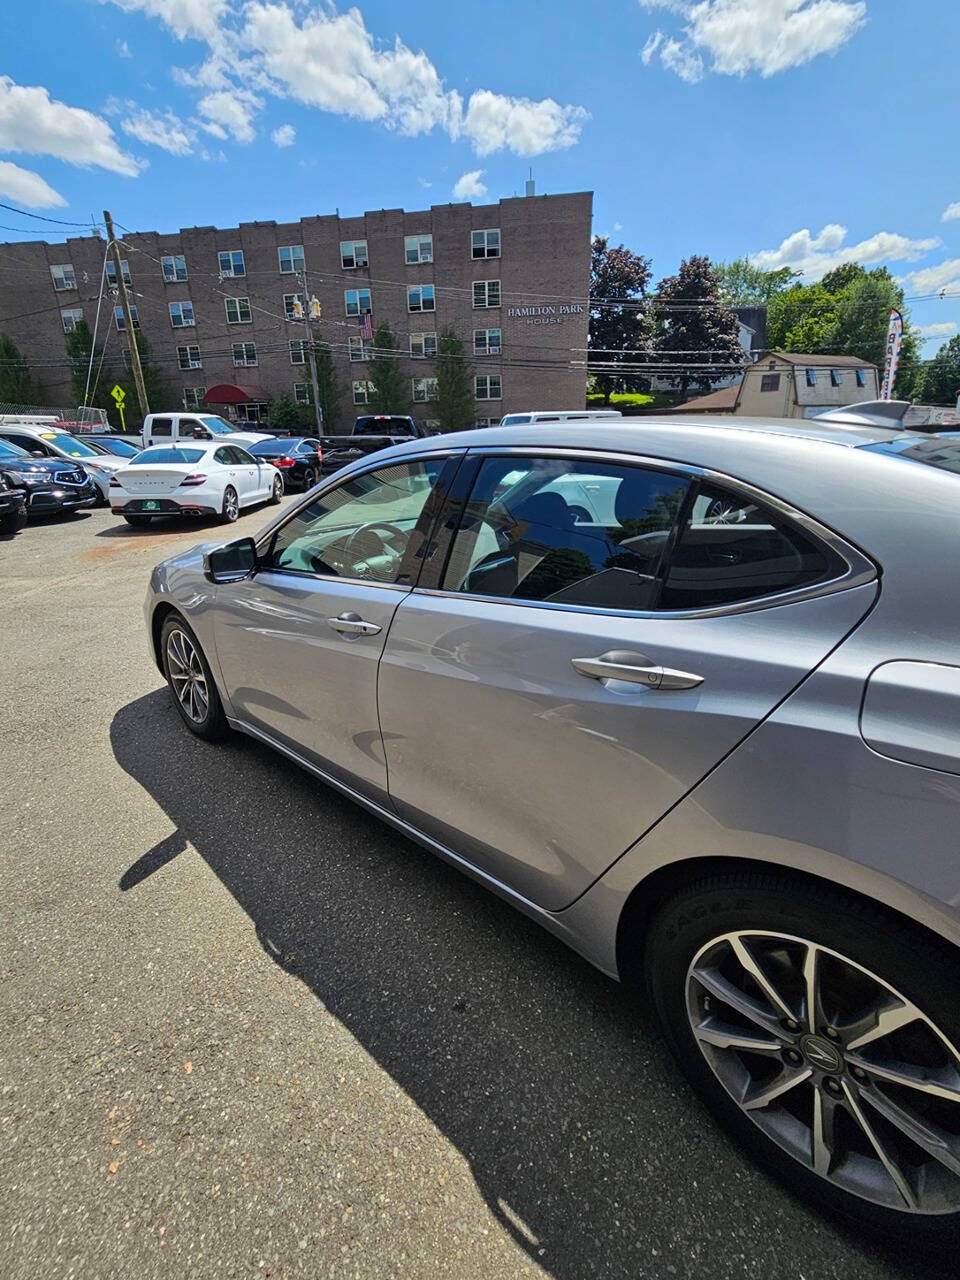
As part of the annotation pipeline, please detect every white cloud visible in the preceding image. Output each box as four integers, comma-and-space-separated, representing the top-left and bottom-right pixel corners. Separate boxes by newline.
271, 123, 295, 147
751, 224, 940, 279
121, 107, 195, 155
452, 169, 487, 200
0, 160, 66, 208
901, 258, 960, 296
916, 321, 957, 341
116, 39, 132, 58
0, 75, 140, 176
418, 177, 432, 188
104, 0, 228, 41
461, 91, 587, 156
640, 0, 867, 81
196, 89, 260, 143
942, 202, 960, 223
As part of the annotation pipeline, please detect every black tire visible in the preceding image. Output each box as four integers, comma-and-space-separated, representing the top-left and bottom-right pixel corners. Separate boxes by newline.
644, 872, 960, 1249
221, 485, 239, 524
270, 474, 283, 504
123, 513, 152, 527
302, 467, 317, 491
159, 613, 228, 740
0, 506, 27, 533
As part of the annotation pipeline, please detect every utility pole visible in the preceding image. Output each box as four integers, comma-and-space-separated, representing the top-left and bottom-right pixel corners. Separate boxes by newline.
297, 266, 324, 434
103, 209, 149, 420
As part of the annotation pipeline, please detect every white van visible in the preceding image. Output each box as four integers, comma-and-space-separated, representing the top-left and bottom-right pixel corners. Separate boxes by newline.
497, 409, 623, 426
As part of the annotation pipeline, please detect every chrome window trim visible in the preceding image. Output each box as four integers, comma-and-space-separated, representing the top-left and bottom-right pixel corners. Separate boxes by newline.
414, 445, 877, 621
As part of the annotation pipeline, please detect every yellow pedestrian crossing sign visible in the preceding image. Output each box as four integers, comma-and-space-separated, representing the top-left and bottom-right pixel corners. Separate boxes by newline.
111, 384, 126, 406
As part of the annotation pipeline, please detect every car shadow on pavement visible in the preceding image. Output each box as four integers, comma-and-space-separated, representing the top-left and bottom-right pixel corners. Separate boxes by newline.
96, 517, 222, 538
111, 690, 930, 1280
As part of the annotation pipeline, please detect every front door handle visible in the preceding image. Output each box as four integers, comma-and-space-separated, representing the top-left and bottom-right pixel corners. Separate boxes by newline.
327, 612, 382, 636
572, 654, 703, 690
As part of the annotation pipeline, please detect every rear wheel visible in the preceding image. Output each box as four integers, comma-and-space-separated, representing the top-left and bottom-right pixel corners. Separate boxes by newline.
123, 513, 152, 527
220, 485, 239, 524
645, 873, 960, 1247
302, 467, 317, 491
160, 614, 227, 740
270, 474, 283, 504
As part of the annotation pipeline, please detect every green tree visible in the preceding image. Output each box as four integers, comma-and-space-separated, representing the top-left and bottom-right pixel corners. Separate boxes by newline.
268, 391, 301, 431
367, 323, 411, 415
435, 328, 475, 430
588, 236, 653, 404
917, 335, 960, 406
314, 342, 342, 429
652, 255, 745, 396
0, 333, 36, 404
65, 319, 99, 407
715, 258, 798, 305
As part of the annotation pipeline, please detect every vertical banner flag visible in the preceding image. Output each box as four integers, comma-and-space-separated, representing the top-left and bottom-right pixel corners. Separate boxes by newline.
359, 312, 373, 341
880, 308, 903, 400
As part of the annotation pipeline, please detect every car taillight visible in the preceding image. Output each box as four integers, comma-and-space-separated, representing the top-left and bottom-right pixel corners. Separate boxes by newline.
274, 456, 295, 468
109, 475, 121, 487
178, 473, 207, 487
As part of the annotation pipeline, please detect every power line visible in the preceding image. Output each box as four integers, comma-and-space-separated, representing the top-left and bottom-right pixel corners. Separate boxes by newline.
0, 202, 101, 229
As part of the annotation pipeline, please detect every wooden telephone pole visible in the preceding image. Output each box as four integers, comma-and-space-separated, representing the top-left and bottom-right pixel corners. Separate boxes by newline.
103, 210, 150, 420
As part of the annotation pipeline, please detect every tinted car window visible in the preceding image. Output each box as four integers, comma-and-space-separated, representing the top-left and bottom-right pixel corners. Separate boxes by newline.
264, 457, 447, 583
150, 418, 172, 437
354, 416, 414, 436
213, 447, 233, 465
659, 483, 841, 610
0, 437, 31, 457
3, 432, 50, 453
130, 448, 205, 465
443, 457, 688, 611
92, 437, 139, 457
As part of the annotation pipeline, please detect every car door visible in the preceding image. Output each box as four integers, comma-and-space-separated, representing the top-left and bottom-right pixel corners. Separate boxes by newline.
229, 445, 264, 502
212, 452, 461, 802
212, 446, 238, 499
377, 450, 878, 911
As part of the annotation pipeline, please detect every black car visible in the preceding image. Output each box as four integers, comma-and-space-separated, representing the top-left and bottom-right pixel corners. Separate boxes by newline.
0, 438, 98, 517
73, 433, 142, 460
248, 437, 323, 490
0, 472, 27, 533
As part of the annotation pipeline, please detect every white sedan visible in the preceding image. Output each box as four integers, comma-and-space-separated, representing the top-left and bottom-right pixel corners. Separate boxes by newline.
110, 442, 284, 527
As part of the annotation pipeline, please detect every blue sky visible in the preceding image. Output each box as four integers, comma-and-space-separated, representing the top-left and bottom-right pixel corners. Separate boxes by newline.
1, 0, 959, 350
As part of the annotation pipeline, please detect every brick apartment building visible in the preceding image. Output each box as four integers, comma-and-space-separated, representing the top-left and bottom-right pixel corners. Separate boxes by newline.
0, 191, 592, 432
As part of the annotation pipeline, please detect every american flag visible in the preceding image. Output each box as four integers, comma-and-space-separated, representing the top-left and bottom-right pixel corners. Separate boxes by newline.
358, 312, 373, 341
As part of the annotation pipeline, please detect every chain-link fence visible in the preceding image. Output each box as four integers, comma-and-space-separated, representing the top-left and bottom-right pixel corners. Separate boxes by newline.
0, 404, 110, 429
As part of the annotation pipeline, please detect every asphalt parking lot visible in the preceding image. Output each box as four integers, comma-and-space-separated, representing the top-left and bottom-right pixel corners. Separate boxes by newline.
0, 503, 935, 1280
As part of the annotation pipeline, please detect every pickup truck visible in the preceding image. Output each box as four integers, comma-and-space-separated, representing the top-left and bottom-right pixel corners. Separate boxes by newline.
316, 415, 434, 475
137, 412, 275, 449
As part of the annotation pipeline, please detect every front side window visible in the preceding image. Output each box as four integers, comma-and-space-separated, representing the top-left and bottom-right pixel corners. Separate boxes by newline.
443, 457, 689, 611
219, 249, 245, 278
225, 297, 252, 323
407, 284, 435, 313
161, 254, 188, 282
405, 234, 433, 264
105, 259, 132, 286
233, 342, 258, 367
50, 264, 76, 291
177, 344, 202, 369
183, 388, 206, 409
473, 280, 501, 308
61, 308, 83, 333
264, 457, 448, 583
474, 328, 501, 356
471, 229, 500, 259
659, 484, 841, 610
345, 288, 372, 316
278, 245, 304, 274
115, 305, 139, 331
475, 374, 501, 400
412, 376, 438, 403
353, 380, 373, 405
169, 301, 195, 328
340, 240, 368, 269
283, 292, 303, 320
290, 339, 306, 365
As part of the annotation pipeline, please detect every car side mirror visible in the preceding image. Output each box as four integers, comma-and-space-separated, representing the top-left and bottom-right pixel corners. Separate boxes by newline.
31, 450, 45, 457
204, 536, 257, 583
194, 428, 210, 440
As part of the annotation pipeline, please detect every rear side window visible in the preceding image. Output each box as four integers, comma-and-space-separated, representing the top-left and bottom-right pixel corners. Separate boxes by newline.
442, 457, 689, 611
659, 484, 841, 610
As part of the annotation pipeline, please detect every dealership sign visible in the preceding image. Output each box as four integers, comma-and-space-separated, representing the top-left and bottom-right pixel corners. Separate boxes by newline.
880, 308, 904, 400
507, 303, 586, 325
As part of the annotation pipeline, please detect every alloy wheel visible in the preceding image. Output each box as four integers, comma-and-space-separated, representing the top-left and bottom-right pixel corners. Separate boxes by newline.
165, 628, 209, 724
223, 487, 238, 521
686, 930, 960, 1214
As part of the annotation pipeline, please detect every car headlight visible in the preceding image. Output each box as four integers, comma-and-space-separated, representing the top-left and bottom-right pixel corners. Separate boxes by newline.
7, 470, 48, 485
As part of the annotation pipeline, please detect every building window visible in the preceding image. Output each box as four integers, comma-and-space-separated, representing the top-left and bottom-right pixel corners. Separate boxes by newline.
473, 280, 501, 309
405, 234, 433, 264
407, 284, 435, 313
177, 344, 202, 370
169, 301, 196, 328
340, 240, 368, 269
218, 249, 245, 278
474, 327, 501, 356
830, 368, 842, 387
183, 387, 206, 409
475, 374, 501, 400
410, 332, 437, 359
60, 308, 84, 333
345, 288, 372, 316
105, 259, 132, 286
474, 417, 499, 427
233, 342, 258, 367
760, 373, 780, 392
283, 293, 303, 320
115, 305, 139, 331
805, 368, 817, 387
352, 380, 374, 405
348, 336, 373, 362
412, 376, 439, 403
161, 254, 188, 282
50, 264, 77, 291
278, 245, 304, 274
294, 382, 311, 406
471, 229, 500, 259
225, 297, 252, 324
289, 340, 307, 365
856, 368, 866, 388
236, 403, 266, 424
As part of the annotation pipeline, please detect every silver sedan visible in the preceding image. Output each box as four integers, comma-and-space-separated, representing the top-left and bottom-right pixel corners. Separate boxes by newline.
144, 414, 960, 1246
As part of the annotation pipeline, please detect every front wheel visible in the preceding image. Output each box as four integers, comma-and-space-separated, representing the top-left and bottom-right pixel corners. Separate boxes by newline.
221, 485, 239, 524
645, 873, 960, 1247
0, 506, 26, 533
160, 614, 228, 740
270, 474, 283, 504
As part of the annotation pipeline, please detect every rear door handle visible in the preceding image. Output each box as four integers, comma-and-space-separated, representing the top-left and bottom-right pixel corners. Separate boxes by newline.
571, 655, 703, 690
327, 612, 382, 636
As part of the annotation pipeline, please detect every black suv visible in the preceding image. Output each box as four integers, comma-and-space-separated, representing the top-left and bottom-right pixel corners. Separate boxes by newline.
0, 438, 97, 517
0, 471, 26, 533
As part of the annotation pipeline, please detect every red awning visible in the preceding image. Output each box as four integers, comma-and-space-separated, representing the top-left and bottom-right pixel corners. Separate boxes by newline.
202, 384, 269, 406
